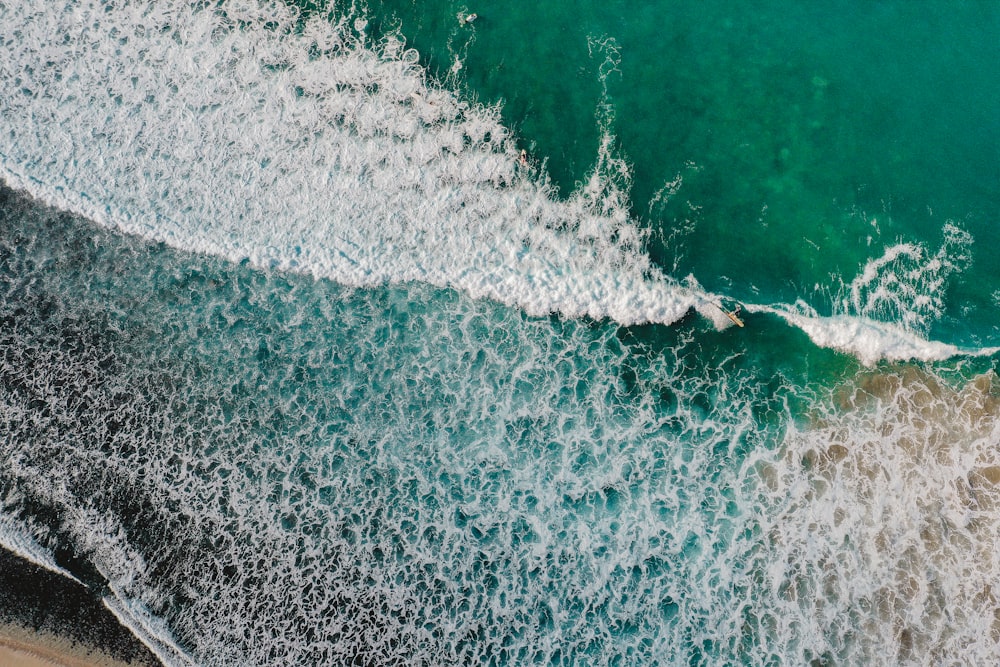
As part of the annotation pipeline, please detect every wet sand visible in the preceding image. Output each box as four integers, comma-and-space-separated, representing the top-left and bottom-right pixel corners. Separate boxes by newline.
0, 625, 150, 667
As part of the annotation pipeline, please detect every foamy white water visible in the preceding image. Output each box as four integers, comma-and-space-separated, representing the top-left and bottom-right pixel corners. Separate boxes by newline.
0, 511, 80, 584
744, 226, 997, 365
0, 0, 696, 327
759, 367, 1000, 664
2, 1, 998, 665
103, 593, 195, 667
0, 0, 990, 366
0, 209, 771, 664
2, 172, 999, 664
750, 307, 996, 366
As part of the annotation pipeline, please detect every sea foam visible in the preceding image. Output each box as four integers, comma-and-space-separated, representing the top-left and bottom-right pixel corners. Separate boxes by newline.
0, 200, 778, 664
0, 510, 80, 584
0, 0, 989, 365
2, 168, 998, 665
746, 224, 996, 365
758, 367, 1000, 664
0, 0, 692, 327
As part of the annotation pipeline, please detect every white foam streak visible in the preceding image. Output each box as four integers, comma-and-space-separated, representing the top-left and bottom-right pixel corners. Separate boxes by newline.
843, 223, 974, 334
0, 511, 81, 584
103, 593, 196, 667
750, 305, 1000, 366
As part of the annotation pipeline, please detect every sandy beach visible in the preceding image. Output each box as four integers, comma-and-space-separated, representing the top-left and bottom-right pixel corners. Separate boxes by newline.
0, 624, 152, 667
0, 547, 162, 667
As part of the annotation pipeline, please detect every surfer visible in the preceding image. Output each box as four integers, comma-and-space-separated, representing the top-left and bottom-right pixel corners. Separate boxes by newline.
712, 301, 745, 328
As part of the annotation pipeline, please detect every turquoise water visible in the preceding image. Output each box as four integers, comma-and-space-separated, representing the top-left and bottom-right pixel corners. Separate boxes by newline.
1, 0, 999, 665
363, 0, 1000, 344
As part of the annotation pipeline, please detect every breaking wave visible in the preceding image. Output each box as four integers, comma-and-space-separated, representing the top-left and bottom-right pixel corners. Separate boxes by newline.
0, 0, 991, 365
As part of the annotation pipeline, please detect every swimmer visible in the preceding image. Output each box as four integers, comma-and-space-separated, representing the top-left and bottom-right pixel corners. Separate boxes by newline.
518, 149, 529, 168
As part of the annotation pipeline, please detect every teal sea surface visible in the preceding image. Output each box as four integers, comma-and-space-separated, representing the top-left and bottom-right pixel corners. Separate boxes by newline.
1, 0, 999, 664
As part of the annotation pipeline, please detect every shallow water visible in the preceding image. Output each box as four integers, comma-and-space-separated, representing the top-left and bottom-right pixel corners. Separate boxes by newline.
1, 1, 998, 665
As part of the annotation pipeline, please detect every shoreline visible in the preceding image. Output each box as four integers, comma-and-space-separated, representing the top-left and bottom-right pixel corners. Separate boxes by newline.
0, 546, 162, 667
0, 624, 154, 667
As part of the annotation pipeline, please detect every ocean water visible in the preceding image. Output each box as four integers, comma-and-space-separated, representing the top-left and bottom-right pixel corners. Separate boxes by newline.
1, 0, 999, 665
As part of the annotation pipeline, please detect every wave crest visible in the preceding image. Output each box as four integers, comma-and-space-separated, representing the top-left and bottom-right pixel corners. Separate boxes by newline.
0, 0, 992, 367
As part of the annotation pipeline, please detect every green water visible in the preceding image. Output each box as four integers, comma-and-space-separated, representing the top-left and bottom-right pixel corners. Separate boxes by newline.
355, 0, 1000, 345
